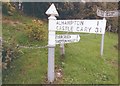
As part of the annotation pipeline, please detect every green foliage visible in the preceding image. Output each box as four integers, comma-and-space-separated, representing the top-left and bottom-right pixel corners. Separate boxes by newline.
2, 2, 118, 33
2, 37, 20, 70
60, 33, 118, 84
2, 2, 16, 16
2, 15, 48, 84
2, 2, 118, 84
24, 19, 47, 41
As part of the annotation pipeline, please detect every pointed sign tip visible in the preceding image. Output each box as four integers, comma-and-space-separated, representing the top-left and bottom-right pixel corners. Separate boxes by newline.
45, 3, 59, 16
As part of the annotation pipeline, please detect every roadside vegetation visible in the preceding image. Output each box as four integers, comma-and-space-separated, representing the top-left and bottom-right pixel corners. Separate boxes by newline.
2, 2, 118, 84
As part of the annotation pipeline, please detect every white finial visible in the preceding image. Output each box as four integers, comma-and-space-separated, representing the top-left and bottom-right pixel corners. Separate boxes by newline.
45, 3, 59, 16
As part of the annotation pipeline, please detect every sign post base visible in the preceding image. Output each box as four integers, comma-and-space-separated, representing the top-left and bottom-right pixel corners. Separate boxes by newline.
48, 47, 55, 83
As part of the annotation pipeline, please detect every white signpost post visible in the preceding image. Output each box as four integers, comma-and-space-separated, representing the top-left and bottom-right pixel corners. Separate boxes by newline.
60, 43, 65, 56
46, 4, 59, 83
96, 8, 120, 56
46, 4, 107, 83
100, 18, 106, 56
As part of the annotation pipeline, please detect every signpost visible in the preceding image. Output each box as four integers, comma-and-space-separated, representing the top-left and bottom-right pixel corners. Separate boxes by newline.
46, 3, 107, 83
46, 4, 59, 83
55, 34, 80, 44
60, 43, 65, 56
56, 34, 80, 56
96, 8, 119, 56
97, 8, 120, 17
100, 18, 106, 56
55, 20, 106, 34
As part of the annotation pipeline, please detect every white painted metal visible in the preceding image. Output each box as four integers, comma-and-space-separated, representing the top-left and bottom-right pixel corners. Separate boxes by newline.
55, 34, 80, 44
100, 34, 104, 56
46, 3, 58, 83
46, 3, 59, 16
60, 43, 65, 56
48, 47, 55, 82
97, 8, 120, 17
100, 16, 106, 56
55, 20, 106, 34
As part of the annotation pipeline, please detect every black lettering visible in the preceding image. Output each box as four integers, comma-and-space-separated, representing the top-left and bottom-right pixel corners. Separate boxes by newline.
56, 21, 59, 25
60, 35, 63, 38
65, 26, 69, 31
76, 21, 84, 25
80, 27, 83, 31
97, 21, 99, 26
64, 21, 67, 24
56, 21, 61, 25
56, 26, 59, 30
70, 26, 73, 32
101, 11, 104, 17
100, 28, 102, 32
88, 27, 91, 32
84, 27, 87, 32
69, 35, 71, 39
67, 40, 70, 42
106, 12, 109, 16
69, 21, 73, 25
95, 27, 99, 33
110, 12, 115, 16
65, 40, 67, 42
76, 27, 80, 31
81, 21, 84, 25
64, 35, 67, 39
61, 21, 65, 25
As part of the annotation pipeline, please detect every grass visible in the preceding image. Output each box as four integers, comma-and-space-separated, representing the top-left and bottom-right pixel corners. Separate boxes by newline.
3, 48, 48, 84
2, 14, 118, 84
59, 33, 118, 84
2, 14, 48, 84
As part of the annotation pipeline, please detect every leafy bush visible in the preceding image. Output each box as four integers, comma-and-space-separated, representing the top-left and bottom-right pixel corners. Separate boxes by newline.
25, 19, 47, 41
2, 37, 20, 70
2, 2, 16, 16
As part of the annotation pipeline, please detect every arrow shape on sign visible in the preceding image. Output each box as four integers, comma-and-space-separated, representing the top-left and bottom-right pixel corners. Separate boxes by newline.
55, 34, 80, 44
97, 8, 120, 17
45, 3, 59, 16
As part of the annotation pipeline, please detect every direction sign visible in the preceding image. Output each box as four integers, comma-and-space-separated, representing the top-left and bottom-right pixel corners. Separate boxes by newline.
54, 20, 106, 34
97, 8, 120, 17
55, 34, 80, 44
